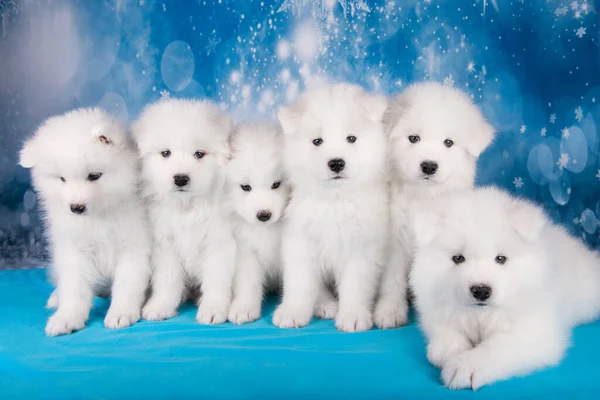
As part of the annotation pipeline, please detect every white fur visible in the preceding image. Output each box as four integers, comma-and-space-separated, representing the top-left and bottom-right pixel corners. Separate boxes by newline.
374, 82, 495, 329
273, 83, 389, 332
410, 187, 600, 390
133, 98, 236, 325
20, 108, 151, 336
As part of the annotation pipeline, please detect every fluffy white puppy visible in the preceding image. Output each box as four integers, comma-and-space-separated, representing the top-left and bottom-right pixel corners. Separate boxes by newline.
411, 187, 600, 390
133, 98, 236, 325
273, 83, 389, 332
19, 108, 151, 336
225, 123, 290, 324
374, 82, 495, 329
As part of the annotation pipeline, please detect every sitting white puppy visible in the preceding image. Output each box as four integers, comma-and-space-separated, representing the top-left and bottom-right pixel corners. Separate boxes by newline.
273, 83, 389, 332
411, 187, 600, 390
133, 99, 236, 325
19, 108, 151, 336
374, 82, 495, 328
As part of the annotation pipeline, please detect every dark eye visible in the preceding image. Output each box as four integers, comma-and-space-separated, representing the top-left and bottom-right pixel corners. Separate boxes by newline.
346, 135, 357, 143
194, 151, 205, 159
313, 138, 323, 146
161, 150, 171, 158
60, 177, 66, 182
452, 254, 466, 265
408, 135, 420, 143
88, 173, 102, 182
495, 255, 507, 265
444, 139, 454, 148
271, 181, 281, 190
240, 184, 252, 192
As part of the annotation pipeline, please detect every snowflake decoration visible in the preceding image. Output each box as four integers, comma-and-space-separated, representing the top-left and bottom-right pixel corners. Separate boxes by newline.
555, 6, 568, 16
541, 127, 547, 136
557, 153, 570, 170
574, 10, 582, 19
576, 27, 586, 38
160, 90, 170, 99
205, 32, 221, 56
520, 125, 526, 134
575, 106, 583, 122
338, 0, 371, 18
573, 217, 580, 224
567, 188, 572, 195
549, 114, 557, 124
570, 1, 579, 11
561, 127, 570, 139
443, 74, 455, 87
513, 177, 524, 188
277, 0, 308, 16
580, 1, 591, 13
466, 61, 475, 73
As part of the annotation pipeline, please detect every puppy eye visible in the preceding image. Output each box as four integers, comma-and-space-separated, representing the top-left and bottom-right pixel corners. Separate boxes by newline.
444, 139, 454, 148
161, 150, 171, 158
313, 138, 323, 146
346, 135, 357, 143
452, 254, 466, 265
88, 173, 102, 182
271, 181, 281, 190
240, 184, 252, 192
60, 177, 66, 183
408, 135, 420, 143
495, 255, 507, 265
194, 151, 205, 159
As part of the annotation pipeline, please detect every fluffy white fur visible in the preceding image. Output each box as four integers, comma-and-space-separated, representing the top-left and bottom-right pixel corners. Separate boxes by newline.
20, 108, 151, 336
133, 98, 236, 325
374, 82, 495, 329
411, 187, 600, 390
226, 122, 290, 324
273, 83, 389, 332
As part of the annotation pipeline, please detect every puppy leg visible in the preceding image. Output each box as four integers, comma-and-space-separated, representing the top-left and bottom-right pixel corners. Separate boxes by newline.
374, 241, 409, 329
142, 243, 184, 321
228, 248, 263, 325
425, 324, 473, 368
46, 289, 58, 309
314, 282, 337, 320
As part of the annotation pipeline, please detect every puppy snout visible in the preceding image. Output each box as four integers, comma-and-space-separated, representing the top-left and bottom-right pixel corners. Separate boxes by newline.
328, 158, 345, 173
470, 284, 492, 302
420, 161, 438, 176
70, 204, 86, 214
173, 174, 190, 187
256, 210, 272, 222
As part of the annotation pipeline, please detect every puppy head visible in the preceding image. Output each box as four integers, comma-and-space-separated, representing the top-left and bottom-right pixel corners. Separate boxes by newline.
385, 82, 494, 193
132, 99, 232, 199
278, 84, 388, 190
19, 108, 138, 217
410, 187, 548, 311
227, 123, 289, 225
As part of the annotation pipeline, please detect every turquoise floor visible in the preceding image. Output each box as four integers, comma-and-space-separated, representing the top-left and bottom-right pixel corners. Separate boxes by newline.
1, 268, 599, 399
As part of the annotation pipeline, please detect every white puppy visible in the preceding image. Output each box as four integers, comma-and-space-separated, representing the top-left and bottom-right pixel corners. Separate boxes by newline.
273, 84, 389, 332
411, 187, 600, 390
133, 98, 236, 325
226, 123, 290, 324
374, 82, 495, 328
19, 108, 151, 336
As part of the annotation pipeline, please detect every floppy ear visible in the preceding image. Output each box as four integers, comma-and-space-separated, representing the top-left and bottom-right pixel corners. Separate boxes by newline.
509, 199, 547, 242
411, 208, 443, 248
362, 93, 388, 123
277, 105, 303, 136
464, 117, 495, 158
383, 93, 411, 138
19, 137, 38, 169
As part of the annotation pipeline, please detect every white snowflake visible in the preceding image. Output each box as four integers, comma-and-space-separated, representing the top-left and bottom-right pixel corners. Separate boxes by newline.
574, 10, 582, 18
513, 177, 524, 188
556, 153, 570, 170
576, 27, 586, 38
277, 0, 308, 16
561, 127, 570, 139
443, 74, 455, 87
555, 6, 568, 16
541, 127, 547, 136
567, 188, 572, 195
205, 32, 221, 56
549, 113, 557, 124
573, 217, 580, 224
160, 90, 170, 99
570, 1, 579, 11
581, 1, 591, 13
338, 0, 370, 18
466, 61, 475, 73
520, 125, 526, 134
575, 106, 583, 122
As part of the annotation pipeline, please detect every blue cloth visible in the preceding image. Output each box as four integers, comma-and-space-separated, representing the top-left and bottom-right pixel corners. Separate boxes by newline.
1, 269, 599, 399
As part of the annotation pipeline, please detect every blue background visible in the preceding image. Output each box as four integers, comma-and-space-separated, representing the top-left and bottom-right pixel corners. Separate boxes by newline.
0, 0, 599, 268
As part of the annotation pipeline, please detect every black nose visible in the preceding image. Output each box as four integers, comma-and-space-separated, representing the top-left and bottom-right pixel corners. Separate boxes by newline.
328, 158, 345, 173
470, 284, 492, 302
174, 175, 190, 187
70, 204, 86, 214
257, 211, 272, 222
420, 161, 438, 176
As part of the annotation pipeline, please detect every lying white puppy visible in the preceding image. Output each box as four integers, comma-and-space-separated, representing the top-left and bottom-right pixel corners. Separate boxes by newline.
411, 187, 600, 390
20, 108, 151, 336
375, 82, 495, 328
273, 83, 389, 332
133, 98, 236, 324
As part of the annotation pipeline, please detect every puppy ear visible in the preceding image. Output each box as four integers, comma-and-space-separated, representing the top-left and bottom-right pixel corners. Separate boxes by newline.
383, 94, 411, 138
277, 106, 302, 135
464, 118, 495, 158
362, 93, 388, 123
19, 137, 38, 169
92, 123, 126, 147
411, 209, 443, 248
509, 199, 547, 242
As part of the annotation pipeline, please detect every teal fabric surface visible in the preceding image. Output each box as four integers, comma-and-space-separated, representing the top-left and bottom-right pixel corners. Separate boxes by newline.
1, 269, 599, 400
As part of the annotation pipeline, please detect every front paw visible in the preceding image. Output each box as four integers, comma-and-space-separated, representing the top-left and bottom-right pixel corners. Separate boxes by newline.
272, 303, 312, 328
45, 313, 87, 337
142, 301, 178, 321
442, 352, 488, 391
427, 338, 471, 368
105, 307, 140, 329
335, 308, 373, 332
314, 297, 338, 320
373, 301, 408, 329
228, 301, 261, 325
197, 300, 229, 325
46, 290, 58, 309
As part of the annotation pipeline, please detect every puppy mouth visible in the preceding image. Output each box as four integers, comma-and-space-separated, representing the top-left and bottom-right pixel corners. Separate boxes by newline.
475, 302, 488, 307
330, 175, 346, 180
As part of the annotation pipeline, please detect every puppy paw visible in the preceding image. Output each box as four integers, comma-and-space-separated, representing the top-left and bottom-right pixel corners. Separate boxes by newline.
228, 301, 261, 325
442, 352, 487, 391
427, 338, 471, 368
272, 303, 312, 328
196, 301, 229, 325
45, 313, 86, 337
104, 307, 140, 329
373, 301, 408, 329
335, 308, 373, 332
46, 290, 58, 309
142, 303, 178, 321
314, 297, 338, 320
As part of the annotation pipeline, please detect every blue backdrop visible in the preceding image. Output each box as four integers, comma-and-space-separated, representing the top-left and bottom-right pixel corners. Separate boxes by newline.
0, 0, 598, 268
